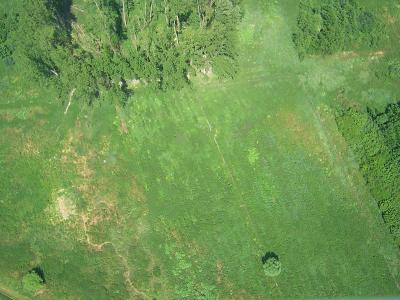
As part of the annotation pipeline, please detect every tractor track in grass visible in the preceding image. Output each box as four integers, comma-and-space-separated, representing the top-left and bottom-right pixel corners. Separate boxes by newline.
0, 285, 29, 300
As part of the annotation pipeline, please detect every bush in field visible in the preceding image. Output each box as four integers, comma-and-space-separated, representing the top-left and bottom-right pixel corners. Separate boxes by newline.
262, 251, 281, 277
22, 271, 44, 294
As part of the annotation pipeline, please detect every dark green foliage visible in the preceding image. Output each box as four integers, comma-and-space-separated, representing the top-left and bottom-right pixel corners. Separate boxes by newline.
336, 104, 400, 246
2, 0, 241, 104
0, 13, 18, 64
293, 0, 386, 59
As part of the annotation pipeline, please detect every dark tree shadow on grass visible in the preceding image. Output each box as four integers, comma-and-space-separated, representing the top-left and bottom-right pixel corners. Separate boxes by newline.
261, 251, 279, 264
31, 266, 46, 284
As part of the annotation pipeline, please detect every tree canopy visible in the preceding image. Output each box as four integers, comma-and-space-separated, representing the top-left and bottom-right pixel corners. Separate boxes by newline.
3, 0, 242, 104
292, 0, 386, 59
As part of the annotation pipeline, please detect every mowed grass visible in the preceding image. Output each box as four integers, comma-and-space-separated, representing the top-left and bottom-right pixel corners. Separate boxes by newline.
1, 0, 400, 299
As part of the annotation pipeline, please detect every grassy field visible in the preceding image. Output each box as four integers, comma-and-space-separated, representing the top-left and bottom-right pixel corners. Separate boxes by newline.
1, 0, 400, 299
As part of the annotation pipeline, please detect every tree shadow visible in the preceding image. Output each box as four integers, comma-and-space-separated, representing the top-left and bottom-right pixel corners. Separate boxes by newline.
50, 0, 76, 36
31, 266, 46, 284
261, 251, 279, 264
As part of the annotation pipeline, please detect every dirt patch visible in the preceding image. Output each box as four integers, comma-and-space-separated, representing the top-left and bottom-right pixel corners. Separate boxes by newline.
336, 50, 384, 60
59, 120, 116, 250
61, 121, 96, 179
127, 79, 142, 89
339, 51, 359, 59
22, 137, 40, 156
369, 50, 385, 60
0, 110, 15, 122
80, 213, 112, 251
56, 117, 158, 297
74, 153, 94, 178
46, 189, 77, 225
57, 193, 76, 220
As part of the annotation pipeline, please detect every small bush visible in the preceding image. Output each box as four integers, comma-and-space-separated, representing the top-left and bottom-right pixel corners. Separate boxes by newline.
22, 271, 44, 294
262, 252, 282, 277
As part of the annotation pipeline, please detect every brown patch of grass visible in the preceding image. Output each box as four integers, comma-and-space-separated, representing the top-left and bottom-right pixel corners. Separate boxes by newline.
33, 287, 48, 297
334, 50, 385, 61
169, 229, 184, 244
29, 106, 47, 115
369, 50, 385, 60
75, 154, 94, 178
0, 110, 15, 122
99, 135, 111, 155
216, 260, 224, 284
130, 177, 146, 202
59, 119, 117, 250
2, 127, 23, 137
278, 110, 326, 161
338, 51, 359, 59
22, 137, 40, 156
383, 7, 397, 25
80, 213, 112, 251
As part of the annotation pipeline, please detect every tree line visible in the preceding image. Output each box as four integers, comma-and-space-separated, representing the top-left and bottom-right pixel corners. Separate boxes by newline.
292, 0, 387, 59
336, 103, 400, 248
0, 0, 242, 104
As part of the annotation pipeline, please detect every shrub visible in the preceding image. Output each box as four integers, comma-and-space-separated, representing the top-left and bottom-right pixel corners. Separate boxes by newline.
22, 271, 44, 294
262, 252, 282, 277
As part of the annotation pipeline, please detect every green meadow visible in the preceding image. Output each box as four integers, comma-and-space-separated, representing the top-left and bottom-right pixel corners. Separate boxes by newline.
1, 0, 400, 299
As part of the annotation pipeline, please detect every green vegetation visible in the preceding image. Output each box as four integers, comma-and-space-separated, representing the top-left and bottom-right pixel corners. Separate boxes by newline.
293, 0, 386, 58
1, 0, 400, 299
262, 252, 282, 277
0, 12, 17, 63
3, 0, 241, 104
375, 54, 400, 81
21, 271, 44, 294
336, 103, 400, 246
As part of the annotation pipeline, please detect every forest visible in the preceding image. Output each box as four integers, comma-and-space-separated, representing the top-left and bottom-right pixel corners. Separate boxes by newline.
0, 0, 241, 104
